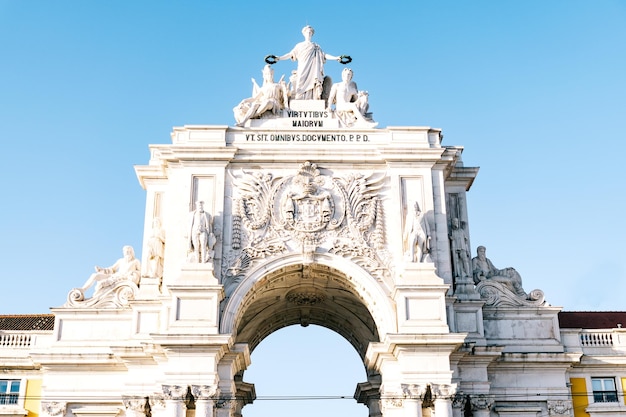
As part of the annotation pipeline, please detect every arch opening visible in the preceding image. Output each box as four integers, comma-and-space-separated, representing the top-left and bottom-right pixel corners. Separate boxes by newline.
233, 261, 381, 359
242, 325, 369, 417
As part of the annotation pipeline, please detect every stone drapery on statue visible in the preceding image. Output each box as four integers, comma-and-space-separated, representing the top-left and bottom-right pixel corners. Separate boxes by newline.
327, 68, 377, 128
449, 218, 470, 278
233, 64, 288, 126
188, 201, 216, 263
403, 201, 432, 263
273, 25, 344, 100
143, 217, 165, 279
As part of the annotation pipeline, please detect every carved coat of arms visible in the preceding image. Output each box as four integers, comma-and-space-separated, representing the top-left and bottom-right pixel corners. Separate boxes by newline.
224, 162, 390, 296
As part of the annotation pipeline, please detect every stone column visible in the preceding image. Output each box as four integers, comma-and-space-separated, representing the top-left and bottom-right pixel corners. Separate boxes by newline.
149, 395, 167, 417
41, 402, 67, 417
432, 384, 455, 417
401, 384, 426, 417
162, 385, 188, 417
122, 396, 149, 417
191, 385, 219, 417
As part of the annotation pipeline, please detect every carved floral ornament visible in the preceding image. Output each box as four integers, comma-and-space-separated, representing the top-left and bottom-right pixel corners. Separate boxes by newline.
122, 396, 150, 413
41, 402, 66, 417
224, 162, 390, 295
547, 400, 573, 416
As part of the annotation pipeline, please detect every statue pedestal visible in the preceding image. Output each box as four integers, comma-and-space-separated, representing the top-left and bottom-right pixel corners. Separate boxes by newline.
399, 262, 441, 284
179, 262, 218, 285
137, 276, 161, 299
395, 262, 450, 333
164, 263, 223, 334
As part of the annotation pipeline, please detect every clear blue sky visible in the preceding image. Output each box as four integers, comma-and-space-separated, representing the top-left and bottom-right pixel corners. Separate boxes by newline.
1, 1, 625, 416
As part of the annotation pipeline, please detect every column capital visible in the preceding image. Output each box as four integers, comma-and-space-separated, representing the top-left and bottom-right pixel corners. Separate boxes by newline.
380, 397, 404, 412
162, 385, 189, 401
122, 396, 149, 413
547, 400, 573, 416
431, 383, 457, 398
192, 385, 220, 400
401, 384, 427, 399
41, 401, 67, 417
149, 394, 167, 410
470, 394, 493, 411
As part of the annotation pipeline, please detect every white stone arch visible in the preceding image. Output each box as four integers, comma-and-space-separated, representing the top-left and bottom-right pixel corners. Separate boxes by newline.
220, 252, 396, 351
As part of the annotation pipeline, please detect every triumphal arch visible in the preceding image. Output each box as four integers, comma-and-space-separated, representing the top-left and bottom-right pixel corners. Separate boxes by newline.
40, 27, 574, 417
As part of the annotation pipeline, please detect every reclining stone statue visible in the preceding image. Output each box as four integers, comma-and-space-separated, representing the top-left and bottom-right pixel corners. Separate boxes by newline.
472, 245, 527, 298
233, 64, 288, 126
79, 245, 141, 294
65, 245, 141, 308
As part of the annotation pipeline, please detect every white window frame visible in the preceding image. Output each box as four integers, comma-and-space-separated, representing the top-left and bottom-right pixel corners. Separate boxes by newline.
591, 377, 619, 403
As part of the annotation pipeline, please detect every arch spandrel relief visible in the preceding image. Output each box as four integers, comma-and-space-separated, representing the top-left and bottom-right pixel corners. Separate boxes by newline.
223, 161, 392, 298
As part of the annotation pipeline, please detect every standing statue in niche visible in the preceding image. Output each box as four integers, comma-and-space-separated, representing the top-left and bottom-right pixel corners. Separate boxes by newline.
233, 64, 289, 126
270, 25, 347, 100
327, 68, 377, 128
188, 201, 216, 263
472, 246, 527, 298
143, 217, 165, 279
449, 218, 471, 278
403, 201, 431, 263
79, 245, 141, 294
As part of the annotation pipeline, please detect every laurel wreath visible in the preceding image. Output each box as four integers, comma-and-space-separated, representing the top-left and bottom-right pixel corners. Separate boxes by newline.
265, 54, 351, 65
339, 55, 352, 64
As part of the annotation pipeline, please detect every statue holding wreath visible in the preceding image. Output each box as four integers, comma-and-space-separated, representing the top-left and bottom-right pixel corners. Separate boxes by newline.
267, 25, 350, 101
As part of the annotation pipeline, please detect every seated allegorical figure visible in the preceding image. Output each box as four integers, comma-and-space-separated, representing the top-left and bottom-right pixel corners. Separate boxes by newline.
79, 245, 141, 296
327, 67, 376, 128
233, 64, 288, 126
472, 245, 527, 298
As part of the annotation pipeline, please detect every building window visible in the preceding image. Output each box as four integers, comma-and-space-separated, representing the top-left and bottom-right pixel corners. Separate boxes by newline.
0, 380, 20, 405
591, 377, 618, 403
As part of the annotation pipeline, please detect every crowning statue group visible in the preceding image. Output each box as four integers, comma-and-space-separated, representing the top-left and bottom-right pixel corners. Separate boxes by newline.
233, 25, 376, 128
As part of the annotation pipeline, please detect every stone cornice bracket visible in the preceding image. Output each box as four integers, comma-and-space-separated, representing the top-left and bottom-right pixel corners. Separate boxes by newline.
162, 385, 189, 401
191, 385, 220, 400
41, 402, 67, 417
